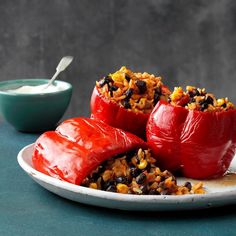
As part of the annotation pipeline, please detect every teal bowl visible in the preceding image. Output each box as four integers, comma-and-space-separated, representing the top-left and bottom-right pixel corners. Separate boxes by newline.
0, 79, 72, 132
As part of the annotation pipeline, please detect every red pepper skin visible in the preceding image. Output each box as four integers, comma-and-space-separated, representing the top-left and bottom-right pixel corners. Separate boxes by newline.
146, 100, 236, 179
90, 86, 149, 139
32, 117, 146, 185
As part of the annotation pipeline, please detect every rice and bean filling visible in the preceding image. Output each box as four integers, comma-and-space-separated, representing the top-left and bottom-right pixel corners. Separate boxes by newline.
169, 86, 235, 112
97, 66, 171, 114
81, 148, 205, 195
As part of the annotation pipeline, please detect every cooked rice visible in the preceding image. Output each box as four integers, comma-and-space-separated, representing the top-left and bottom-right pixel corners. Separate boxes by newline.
97, 66, 171, 114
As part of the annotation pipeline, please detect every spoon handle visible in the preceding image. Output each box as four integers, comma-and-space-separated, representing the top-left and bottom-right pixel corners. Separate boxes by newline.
44, 56, 74, 89
45, 70, 61, 88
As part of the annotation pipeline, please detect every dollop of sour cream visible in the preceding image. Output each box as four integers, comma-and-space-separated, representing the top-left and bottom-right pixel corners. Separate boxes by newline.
7, 84, 65, 94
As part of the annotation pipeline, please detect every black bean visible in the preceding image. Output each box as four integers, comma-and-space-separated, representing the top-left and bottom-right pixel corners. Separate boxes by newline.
200, 102, 208, 111
143, 163, 151, 172
91, 172, 100, 181
136, 80, 147, 94
103, 180, 115, 190
122, 99, 131, 109
125, 89, 133, 99
104, 75, 113, 83
127, 176, 133, 184
109, 85, 118, 97
125, 74, 131, 82
199, 100, 205, 105
98, 75, 113, 87
130, 167, 141, 178
126, 150, 136, 162
184, 181, 192, 191
148, 189, 160, 195
154, 88, 160, 105
188, 89, 200, 97
106, 185, 117, 192
97, 165, 105, 174
111, 85, 118, 91
116, 176, 127, 184
205, 96, 214, 105
136, 173, 146, 184
222, 103, 227, 108
195, 89, 200, 96
140, 184, 149, 194
109, 90, 113, 97
187, 91, 194, 98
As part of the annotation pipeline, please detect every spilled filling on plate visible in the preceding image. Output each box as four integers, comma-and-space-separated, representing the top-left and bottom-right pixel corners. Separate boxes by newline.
97, 66, 171, 114
81, 148, 205, 195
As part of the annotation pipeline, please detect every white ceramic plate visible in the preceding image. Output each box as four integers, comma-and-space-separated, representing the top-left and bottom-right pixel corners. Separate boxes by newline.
17, 144, 236, 211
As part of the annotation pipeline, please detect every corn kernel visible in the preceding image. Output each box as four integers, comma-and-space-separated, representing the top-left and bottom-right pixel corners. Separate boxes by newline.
217, 98, 225, 106
117, 183, 129, 194
137, 159, 148, 170
186, 85, 196, 91
89, 183, 98, 189
192, 182, 204, 191
164, 177, 174, 188
150, 182, 158, 189
194, 189, 206, 194
111, 72, 124, 82
170, 87, 184, 101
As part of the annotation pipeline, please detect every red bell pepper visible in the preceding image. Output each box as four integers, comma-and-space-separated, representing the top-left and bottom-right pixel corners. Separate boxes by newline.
32, 117, 146, 185
146, 100, 236, 179
90, 86, 149, 139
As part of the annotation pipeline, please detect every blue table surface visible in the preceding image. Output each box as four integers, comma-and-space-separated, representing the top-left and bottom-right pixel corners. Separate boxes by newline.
1, 122, 236, 236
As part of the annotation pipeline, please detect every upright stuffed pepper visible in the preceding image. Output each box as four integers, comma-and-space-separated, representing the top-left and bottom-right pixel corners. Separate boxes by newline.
147, 86, 236, 179
90, 66, 170, 139
32, 117, 205, 195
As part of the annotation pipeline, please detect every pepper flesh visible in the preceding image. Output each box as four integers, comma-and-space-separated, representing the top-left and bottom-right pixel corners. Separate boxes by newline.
32, 117, 146, 185
146, 100, 236, 179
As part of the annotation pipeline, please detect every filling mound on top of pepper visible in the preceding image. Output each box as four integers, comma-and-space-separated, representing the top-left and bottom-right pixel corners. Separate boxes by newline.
90, 66, 171, 139
146, 86, 236, 179
169, 86, 234, 112
32, 117, 204, 195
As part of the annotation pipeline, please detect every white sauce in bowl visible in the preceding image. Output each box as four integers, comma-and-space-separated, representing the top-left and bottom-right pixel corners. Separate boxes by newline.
7, 84, 65, 94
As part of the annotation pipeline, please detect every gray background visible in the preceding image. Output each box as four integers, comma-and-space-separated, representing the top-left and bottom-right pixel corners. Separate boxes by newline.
0, 0, 235, 119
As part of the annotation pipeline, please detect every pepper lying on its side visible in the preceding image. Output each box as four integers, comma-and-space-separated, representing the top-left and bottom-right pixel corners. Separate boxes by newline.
147, 86, 236, 179
32, 117, 146, 185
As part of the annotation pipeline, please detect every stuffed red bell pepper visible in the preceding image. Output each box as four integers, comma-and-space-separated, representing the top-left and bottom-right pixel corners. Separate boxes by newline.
147, 86, 236, 179
32, 117, 146, 185
90, 66, 170, 139
32, 117, 205, 194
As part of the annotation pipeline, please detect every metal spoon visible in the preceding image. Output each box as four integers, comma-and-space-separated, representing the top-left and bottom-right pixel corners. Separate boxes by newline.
44, 56, 74, 89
